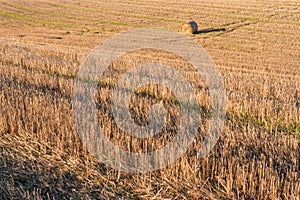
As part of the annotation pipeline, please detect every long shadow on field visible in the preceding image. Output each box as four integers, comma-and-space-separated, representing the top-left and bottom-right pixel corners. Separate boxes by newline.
195, 28, 226, 34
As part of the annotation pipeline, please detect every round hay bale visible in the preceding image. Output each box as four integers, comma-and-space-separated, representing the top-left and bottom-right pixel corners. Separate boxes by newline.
180, 21, 198, 34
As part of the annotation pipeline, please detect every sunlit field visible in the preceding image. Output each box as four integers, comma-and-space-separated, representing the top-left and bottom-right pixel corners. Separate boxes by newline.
0, 0, 299, 199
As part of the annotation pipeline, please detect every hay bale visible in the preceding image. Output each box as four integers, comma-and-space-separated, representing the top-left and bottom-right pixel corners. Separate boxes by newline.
180, 21, 198, 34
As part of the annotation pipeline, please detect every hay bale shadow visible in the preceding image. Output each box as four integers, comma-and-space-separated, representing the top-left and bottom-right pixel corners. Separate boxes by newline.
195, 28, 226, 34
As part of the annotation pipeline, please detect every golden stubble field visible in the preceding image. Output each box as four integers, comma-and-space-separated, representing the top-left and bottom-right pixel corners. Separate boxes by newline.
0, 0, 299, 199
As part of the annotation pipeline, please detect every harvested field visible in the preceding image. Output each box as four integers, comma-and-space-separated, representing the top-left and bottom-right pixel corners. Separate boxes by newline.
0, 0, 299, 199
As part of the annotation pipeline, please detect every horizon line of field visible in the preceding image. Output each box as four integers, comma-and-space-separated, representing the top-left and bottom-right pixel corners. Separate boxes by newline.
48, 0, 300, 15
1, 1, 299, 31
